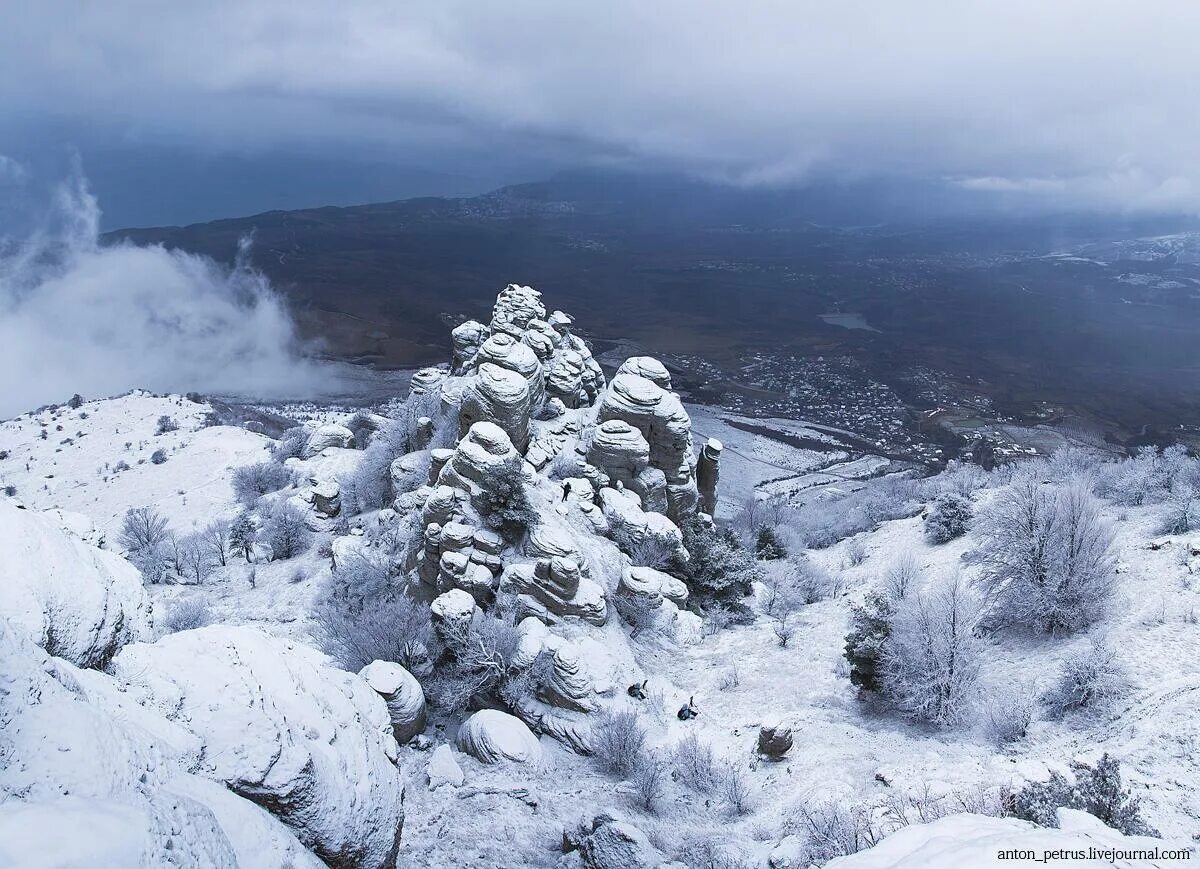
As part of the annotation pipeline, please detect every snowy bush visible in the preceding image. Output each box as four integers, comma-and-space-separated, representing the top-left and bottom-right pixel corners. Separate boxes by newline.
612, 591, 662, 638
629, 751, 669, 813
260, 501, 311, 560
477, 462, 539, 540
314, 593, 437, 675
150, 448, 168, 464
878, 573, 985, 726
845, 539, 868, 566
162, 598, 212, 633
978, 681, 1037, 745
924, 493, 972, 544
786, 801, 882, 865
1041, 640, 1128, 718
271, 426, 308, 462
1012, 754, 1156, 836
672, 733, 720, 794
591, 710, 647, 776
719, 761, 754, 815
881, 552, 921, 601
345, 411, 379, 448
424, 612, 541, 713
1162, 483, 1198, 534
974, 474, 1116, 634
155, 415, 179, 435
772, 613, 798, 647
231, 462, 295, 507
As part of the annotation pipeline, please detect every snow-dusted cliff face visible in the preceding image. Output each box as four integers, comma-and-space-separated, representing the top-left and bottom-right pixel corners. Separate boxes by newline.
4, 282, 1200, 867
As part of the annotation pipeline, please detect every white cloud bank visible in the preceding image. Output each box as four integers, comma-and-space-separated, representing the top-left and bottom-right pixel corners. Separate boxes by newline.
0, 174, 333, 418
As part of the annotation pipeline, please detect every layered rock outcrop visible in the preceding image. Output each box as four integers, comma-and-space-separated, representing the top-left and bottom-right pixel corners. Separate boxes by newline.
597, 364, 699, 522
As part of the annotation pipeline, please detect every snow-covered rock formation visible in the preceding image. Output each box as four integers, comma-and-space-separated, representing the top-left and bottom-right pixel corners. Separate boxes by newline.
0, 500, 150, 668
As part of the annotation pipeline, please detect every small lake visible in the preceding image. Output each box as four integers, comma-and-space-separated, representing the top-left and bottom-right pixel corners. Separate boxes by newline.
819, 312, 881, 333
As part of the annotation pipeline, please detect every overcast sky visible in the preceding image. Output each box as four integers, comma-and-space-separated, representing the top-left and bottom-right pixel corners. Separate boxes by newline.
2, 0, 1198, 227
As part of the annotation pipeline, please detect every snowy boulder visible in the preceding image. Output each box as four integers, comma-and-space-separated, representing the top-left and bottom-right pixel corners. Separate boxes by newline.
822, 812, 1187, 868
110, 626, 404, 869
431, 588, 478, 645
757, 719, 793, 758
427, 744, 465, 789
303, 423, 356, 458
490, 283, 547, 336
0, 621, 322, 869
360, 660, 427, 743
456, 709, 543, 765
0, 500, 150, 668
563, 814, 665, 869
310, 479, 341, 517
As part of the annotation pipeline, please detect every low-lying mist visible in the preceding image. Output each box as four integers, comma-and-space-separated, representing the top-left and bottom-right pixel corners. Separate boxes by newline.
0, 173, 336, 419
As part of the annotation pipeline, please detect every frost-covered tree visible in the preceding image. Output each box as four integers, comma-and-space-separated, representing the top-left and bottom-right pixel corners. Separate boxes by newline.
924, 493, 972, 544
228, 512, 256, 562
755, 525, 787, 560
1163, 483, 1198, 534
844, 591, 895, 694
681, 519, 762, 600
177, 533, 215, 583
878, 573, 985, 726
118, 506, 171, 555
974, 474, 1115, 634
477, 462, 539, 540
199, 519, 231, 567
260, 502, 311, 560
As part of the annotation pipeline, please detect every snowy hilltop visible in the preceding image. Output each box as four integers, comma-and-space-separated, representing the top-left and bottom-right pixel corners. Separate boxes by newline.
2, 284, 1200, 868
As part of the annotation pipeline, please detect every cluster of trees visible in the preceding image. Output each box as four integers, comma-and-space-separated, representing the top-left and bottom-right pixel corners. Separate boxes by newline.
119, 498, 309, 585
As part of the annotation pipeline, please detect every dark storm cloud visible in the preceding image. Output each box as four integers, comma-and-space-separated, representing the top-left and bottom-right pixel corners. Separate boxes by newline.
2, 0, 1198, 213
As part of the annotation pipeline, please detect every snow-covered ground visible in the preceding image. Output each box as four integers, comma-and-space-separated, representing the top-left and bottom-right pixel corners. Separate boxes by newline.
4, 384, 1200, 866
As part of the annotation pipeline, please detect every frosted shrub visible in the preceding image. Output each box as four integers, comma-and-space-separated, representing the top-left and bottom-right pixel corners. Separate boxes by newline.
630, 751, 669, 813
1012, 754, 1156, 836
314, 592, 436, 674
680, 520, 762, 601
879, 573, 984, 726
979, 681, 1037, 744
231, 462, 295, 507
785, 801, 881, 865
591, 710, 647, 776
150, 448, 168, 465
155, 415, 179, 435
924, 493, 972, 543
719, 761, 754, 815
163, 598, 212, 633
975, 473, 1116, 634
260, 501, 311, 560
1163, 484, 1198, 534
477, 462, 539, 540
672, 733, 720, 794
881, 552, 921, 601
1041, 640, 1127, 718
271, 426, 308, 462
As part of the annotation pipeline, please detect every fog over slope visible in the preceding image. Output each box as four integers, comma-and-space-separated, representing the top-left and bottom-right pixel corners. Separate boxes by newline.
0, 173, 332, 418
